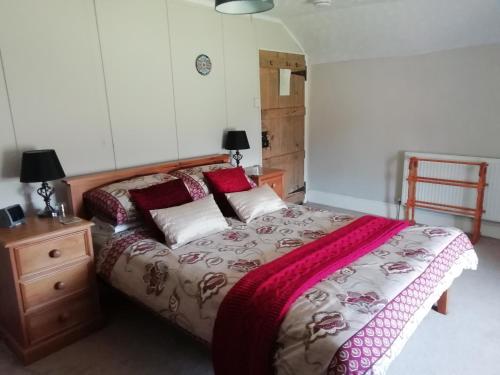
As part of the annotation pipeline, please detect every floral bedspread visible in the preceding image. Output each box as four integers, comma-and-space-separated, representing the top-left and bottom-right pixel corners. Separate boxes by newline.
95, 205, 478, 375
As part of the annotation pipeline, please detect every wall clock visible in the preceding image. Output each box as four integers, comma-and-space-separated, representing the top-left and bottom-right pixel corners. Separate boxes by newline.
195, 54, 212, 76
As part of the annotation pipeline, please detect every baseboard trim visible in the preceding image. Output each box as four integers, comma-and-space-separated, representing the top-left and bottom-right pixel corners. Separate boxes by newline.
307, 190, 500, 240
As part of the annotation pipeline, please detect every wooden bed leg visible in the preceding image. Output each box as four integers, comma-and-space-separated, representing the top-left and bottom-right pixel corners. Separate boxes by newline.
435, 290, 448, 315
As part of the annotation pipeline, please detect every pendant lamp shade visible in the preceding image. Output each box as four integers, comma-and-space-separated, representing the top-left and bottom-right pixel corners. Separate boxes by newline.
215, 0, 274, 15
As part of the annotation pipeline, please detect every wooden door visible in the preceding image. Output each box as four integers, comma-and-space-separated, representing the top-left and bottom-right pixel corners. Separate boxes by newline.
259, 50, 306, 203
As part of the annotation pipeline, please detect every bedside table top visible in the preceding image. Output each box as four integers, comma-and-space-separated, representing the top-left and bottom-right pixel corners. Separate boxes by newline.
251, 168, 284, 178
0, 217, 93, 248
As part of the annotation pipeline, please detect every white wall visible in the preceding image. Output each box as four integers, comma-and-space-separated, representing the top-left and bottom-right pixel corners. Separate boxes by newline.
253, 18, 303, 55
0, 49, 20, 209
223, 15, 261, 166
0, 0, 301, 212
307, 44, 500, 238
168, 1, 228, 159
95, 0, 178, 168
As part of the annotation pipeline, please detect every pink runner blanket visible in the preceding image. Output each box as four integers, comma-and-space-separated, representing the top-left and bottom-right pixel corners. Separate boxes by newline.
212, 215, 409, 375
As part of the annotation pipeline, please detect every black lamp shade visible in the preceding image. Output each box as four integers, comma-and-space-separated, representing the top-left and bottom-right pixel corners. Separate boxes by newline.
215, 0, 274, 15
225, 131, 250, 151
20, 149, 66, 183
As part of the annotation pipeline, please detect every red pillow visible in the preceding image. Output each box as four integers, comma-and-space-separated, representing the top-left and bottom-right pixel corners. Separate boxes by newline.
129, 179, 192, 237
203, 167, 252, 217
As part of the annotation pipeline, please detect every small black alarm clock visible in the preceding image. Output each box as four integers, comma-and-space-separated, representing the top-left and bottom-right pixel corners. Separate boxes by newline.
0, 204, 26, 228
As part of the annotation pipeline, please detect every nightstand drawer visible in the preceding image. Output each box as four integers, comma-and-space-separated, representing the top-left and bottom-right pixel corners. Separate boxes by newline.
15, 231, 88, 276
261, 176, 284, 198
21, 261, 90, 311
250, 168, 285, 199
26, 293, 96, 344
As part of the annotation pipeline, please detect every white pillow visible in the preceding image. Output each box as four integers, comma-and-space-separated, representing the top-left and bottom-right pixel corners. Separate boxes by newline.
226, 185, 287, 223
150, 195, 229, 249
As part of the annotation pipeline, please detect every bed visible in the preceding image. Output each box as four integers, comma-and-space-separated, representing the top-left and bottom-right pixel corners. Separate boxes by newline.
63, 154, 478, 375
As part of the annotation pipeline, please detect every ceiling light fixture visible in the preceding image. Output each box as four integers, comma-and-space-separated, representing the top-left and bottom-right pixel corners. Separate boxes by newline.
215, 0, 274, 15
312, 0, 332, 6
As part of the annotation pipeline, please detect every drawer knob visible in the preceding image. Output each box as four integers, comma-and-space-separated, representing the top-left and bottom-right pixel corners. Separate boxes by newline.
49, 249, 62, 258
58, 312, 70, 323
272, 183, 277, 188
54, 281, 65, 290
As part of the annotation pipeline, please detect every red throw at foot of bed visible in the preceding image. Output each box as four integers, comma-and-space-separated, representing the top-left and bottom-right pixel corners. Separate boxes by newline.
212, 215, 409, 375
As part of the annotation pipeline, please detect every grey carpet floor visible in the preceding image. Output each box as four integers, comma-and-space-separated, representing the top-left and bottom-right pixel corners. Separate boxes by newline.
1, 236, 498, 375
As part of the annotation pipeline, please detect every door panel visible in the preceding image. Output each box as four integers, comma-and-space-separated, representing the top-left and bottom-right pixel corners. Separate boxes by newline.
291, 75, 305, 108
262, 108, 305, 159
263, 151, 305, 194
262, 117, 279, 159
260, 68, 279, 110
259, 50, 306, 201
278, 52, 305, 69
262, 115, 304, 159
282, 115, 304, 155
259, 50, 279, 69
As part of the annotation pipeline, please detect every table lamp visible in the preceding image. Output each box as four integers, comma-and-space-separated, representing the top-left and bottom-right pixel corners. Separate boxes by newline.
20, 149, 66, 217
224, 131, 250, 167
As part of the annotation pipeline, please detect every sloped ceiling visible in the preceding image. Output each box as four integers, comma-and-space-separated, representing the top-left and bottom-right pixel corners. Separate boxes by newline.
269, 0, 500, 64
194, 0, 500, 64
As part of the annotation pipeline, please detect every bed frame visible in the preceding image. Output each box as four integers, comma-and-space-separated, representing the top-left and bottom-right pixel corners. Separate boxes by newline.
62, 152, 449, 315
62, 153, 230, 219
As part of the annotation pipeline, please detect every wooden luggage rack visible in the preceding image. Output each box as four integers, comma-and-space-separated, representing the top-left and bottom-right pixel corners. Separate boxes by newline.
406, 157, 488, 244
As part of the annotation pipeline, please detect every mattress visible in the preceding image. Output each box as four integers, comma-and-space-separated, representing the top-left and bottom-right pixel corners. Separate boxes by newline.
94, 204, 477, 374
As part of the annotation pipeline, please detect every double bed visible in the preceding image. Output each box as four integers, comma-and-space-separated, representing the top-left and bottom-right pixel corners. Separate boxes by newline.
64, 154, 478, 375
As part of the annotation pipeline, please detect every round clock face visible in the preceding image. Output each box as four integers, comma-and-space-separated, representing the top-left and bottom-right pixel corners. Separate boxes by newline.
196, 54, 212, 76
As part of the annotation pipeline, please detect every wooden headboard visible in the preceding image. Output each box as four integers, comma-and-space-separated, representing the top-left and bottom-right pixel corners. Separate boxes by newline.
63, 154, 230, 219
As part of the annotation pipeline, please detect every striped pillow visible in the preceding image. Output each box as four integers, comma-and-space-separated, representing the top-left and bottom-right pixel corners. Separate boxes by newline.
169, 163, 256, 201
83, 173, 177, 225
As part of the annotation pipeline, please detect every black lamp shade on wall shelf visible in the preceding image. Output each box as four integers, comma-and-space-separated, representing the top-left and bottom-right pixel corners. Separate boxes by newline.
20, 149, 65, 183
215, 0, 274, 15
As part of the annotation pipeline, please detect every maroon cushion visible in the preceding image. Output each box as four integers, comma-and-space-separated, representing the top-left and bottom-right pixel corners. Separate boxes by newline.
129, 179, 192, 237
203, 167, 252, 217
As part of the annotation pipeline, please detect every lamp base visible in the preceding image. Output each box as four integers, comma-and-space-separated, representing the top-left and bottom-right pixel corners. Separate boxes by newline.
36, 181, 58, 218
37, 208, 58, 218
232, 150, 243, 167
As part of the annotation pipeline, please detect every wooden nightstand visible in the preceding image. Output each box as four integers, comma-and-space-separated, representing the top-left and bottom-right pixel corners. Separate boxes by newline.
250, 168, 285, 199
0, 217, 102, 364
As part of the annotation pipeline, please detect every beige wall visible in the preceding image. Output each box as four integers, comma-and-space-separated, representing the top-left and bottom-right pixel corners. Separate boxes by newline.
308, 44, 500, 201
0, 0, 301, 211
307, 44, 500, 236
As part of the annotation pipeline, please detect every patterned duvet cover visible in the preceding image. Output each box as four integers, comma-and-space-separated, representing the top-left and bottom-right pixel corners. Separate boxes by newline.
95, 205, 477, 375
